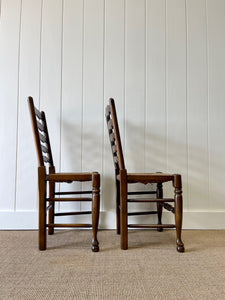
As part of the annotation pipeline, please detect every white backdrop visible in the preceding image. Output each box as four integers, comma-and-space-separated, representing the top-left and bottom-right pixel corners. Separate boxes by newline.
0, 0, 225, 229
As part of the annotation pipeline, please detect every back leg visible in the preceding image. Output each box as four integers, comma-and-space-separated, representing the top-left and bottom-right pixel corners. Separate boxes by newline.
116, 178, 121, 234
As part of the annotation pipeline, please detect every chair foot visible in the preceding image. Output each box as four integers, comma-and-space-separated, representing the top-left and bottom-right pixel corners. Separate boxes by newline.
39, 247, 46, 251
48, 228, 54, 235
157, 227, 163, 232
92, 239, 99, 252
176, 239, 185, 253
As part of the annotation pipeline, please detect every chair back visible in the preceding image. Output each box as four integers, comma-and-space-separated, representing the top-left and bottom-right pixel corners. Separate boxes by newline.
105, 98, 125, 173
28, 96, 54, 167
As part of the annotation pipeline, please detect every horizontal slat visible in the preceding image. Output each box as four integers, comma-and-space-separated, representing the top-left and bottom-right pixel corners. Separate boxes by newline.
105, 114, 110, 121
46, 173, 93, 182
39, 132, 47, 143
128, 198, 174, 203
43, 155, 51, 163
55, 211, 92, 216
112, 144, 117, 154
128, 191, 157, 195
35, 107, 42, 119
107, 119, 113, 130
47, 197, 92, 202
47, 223, 92, 228
37, 120, 45, 132
128, 224, 176, 229
41, 144, 48, 153
113, 156, 119, 164
128, 211, 158, 216
109, 132, 115, 142
127, 173, 175, 183
105, 105, 111, 115
54, 191, 92, 195
163, 203, 175, 213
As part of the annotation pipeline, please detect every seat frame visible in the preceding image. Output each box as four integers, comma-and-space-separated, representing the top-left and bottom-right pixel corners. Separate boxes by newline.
105, 98, 184, 252
28, 97, 100, 252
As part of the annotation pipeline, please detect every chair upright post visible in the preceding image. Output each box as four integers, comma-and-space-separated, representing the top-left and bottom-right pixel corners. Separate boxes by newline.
120, 169, 128, 250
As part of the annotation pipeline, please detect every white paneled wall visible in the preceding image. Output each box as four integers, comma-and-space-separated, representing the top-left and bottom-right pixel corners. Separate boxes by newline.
1, 0, 225, 229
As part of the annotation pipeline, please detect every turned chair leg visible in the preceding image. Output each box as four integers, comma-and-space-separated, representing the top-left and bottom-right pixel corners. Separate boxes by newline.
38, 166, 46, 250
157, 183, 163, 232
120, 169, 128, 250
48, 181, 55, 235
91, 172, 100, 252
116, 178, 121, 235
174, 175, 185, 253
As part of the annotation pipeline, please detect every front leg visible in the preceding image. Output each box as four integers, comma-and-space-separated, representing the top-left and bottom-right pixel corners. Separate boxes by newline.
48, 166, 55, 235
174, 174, 185, 253
91, 172, 100, 252
48, 181, 55, 235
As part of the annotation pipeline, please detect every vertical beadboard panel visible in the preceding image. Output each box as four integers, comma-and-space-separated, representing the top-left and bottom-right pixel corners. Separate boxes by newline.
60, 0, 83, 213
16, 0, 42, 210
125, 0, 147, 216
125, 0, 146, 172
40, 0, 63, 172
1, 0, 225, 229
146, 0, 166, 173
0, 0, 21, 210
166, 0, 188, 208
103, 0, 125, 220
82, 0, 104, 210
207, 0, 225, 210
186, 0, 209, 210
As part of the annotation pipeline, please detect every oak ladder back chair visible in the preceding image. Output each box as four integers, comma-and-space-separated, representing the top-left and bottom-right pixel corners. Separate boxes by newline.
28, 97, 100, 252
105, 98, 184, 252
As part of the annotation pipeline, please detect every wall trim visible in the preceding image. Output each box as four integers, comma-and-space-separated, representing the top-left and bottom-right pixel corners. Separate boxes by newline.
1, 210, 225, 230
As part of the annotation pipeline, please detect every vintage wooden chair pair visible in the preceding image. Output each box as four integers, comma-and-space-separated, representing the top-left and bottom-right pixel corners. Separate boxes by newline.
105, 98, 184, 252
28, 97, 100, 252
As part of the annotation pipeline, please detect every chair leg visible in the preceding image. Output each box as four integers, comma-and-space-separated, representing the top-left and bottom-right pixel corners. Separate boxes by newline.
38, 167, 46, 250
174, 175, 185, 253
48, 181, 55, 235
116, 178, 121, 235
120, 169, 128, 250
91, 172, 100, 252
157, 183, 163, 232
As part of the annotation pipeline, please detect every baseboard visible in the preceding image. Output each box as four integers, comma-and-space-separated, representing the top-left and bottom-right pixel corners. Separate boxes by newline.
0, 210, 225, 230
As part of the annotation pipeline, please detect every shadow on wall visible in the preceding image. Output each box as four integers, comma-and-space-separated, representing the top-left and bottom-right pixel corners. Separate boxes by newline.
59, 119, 225, 218
60, 119, 102, 172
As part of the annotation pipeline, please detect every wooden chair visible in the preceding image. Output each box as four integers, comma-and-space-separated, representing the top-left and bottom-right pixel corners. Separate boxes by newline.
105, 98, 184, 252
28, 97, 100, 252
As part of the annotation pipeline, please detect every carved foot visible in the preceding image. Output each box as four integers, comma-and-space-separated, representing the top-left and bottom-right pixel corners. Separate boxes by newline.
176, 239, 185, 253
157, 227, 163, 232
92, 239, 99, 252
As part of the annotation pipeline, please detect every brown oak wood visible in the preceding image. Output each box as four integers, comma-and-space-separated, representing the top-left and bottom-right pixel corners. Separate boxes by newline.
28, 97, 100, 252
105, 98, 184, 252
